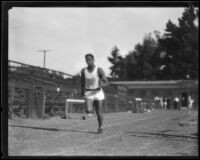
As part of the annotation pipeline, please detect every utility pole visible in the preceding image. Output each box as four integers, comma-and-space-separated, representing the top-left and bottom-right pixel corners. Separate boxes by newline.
37, 50, 51, 119
38, 50, 52, 68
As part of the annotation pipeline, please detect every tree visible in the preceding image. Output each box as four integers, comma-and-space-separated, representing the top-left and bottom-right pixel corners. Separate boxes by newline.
108, 6, 198, 81
158, 6, 199, 80
108, 33, 160, 80
108, 46, 125, 79
125, 33, 159, 80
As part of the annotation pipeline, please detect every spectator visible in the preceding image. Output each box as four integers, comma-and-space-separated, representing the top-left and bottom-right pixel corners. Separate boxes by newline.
167, 97, 171, 109
159, 97, 164, 109
188, 96, 194, 114
163, 98, 167, 109
174, 97, 179, 109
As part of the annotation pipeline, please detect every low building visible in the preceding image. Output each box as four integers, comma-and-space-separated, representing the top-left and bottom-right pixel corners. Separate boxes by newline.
110, 80, 198, 110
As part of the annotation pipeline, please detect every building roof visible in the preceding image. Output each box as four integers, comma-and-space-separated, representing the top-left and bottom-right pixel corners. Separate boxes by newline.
110, 80, 198, 89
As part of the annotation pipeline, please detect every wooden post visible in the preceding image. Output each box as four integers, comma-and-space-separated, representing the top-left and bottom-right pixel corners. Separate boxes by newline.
104, 95, 107, 113
146, 90, 151, 110
10, 80, 15, 119
115, 95, 118, 112
27, 87, 30, 118
33, 86, 46, 119
32, 85, 37, 119
65, 100, 69, 118
29, 85, 34, 119
132, 96, 136, 113
42, 88, 46, 119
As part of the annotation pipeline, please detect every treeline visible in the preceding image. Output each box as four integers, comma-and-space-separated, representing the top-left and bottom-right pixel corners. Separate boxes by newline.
108, 6, 199, 80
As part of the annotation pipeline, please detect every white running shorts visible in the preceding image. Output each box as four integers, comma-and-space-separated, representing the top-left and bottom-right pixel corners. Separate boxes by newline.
84, 88, 105, 100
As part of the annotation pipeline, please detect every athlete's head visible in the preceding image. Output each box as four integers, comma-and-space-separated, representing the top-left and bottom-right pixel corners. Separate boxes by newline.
85, 53, 94, 67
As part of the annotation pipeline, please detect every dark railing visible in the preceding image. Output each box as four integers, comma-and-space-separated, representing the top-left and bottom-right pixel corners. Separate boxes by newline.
8, 60, 74, 78
8, 60, 78, 86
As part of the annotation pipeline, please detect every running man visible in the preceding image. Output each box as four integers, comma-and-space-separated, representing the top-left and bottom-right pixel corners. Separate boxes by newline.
81, 53, 109, 134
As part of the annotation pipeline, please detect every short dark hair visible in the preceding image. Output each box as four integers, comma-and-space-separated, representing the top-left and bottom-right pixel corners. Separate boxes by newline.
85, 53, 94, 59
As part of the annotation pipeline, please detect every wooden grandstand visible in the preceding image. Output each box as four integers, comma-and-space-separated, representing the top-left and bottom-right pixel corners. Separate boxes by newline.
8, 60, 81, 119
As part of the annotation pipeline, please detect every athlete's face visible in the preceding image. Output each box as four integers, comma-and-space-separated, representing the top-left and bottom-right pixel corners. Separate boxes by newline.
85, 56, 94, 67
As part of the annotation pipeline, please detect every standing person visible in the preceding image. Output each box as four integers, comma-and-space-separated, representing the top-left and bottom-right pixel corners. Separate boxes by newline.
159, 97, 164, 109
163, 98, 167, 109
174, 97, 179, 109
81, 53, 109, 134
167, 97, 170, 109
188, 96, 194, 114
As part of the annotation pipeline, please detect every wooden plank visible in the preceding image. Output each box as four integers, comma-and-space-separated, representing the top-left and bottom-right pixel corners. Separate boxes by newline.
66, 99, 85, 103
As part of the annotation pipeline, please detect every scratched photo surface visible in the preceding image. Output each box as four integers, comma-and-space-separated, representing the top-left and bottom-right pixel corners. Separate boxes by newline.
8, 4, 198, 156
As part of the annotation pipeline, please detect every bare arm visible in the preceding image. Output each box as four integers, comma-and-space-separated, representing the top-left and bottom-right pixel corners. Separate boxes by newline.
81, 69, 85, 95
98, 68, 109, 86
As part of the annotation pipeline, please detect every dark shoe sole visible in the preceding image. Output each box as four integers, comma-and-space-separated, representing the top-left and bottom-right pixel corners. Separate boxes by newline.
82, 116, 86, 120
96, 128, 103, 134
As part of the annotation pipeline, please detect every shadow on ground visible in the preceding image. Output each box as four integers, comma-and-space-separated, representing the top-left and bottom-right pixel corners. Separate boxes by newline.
127, 131, 198, 143
9, 125, 96, 134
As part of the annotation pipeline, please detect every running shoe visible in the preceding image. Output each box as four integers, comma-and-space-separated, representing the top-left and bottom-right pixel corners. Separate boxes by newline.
82, 116, 86, 120
96, 128, 103, 134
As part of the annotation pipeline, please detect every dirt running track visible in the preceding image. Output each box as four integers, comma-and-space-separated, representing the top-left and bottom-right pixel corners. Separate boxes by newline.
8, 109, 198, 156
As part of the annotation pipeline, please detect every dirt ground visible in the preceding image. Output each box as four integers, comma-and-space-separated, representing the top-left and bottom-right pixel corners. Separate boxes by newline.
8, 109, 198, 156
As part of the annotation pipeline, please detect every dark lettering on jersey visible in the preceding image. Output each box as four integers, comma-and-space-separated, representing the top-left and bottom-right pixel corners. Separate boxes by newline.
86, 78, 96, 86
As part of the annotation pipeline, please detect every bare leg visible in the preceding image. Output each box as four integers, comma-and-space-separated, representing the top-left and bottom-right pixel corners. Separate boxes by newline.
94, 100, 103, 133
82, 98, 94, 119
85, 98, 94, 113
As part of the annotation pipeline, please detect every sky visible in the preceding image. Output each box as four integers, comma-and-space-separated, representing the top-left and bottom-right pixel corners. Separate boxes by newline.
8, 7, 185, 77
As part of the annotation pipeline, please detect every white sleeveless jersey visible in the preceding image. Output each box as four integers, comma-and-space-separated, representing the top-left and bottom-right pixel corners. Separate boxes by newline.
84, 66, 100, 90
